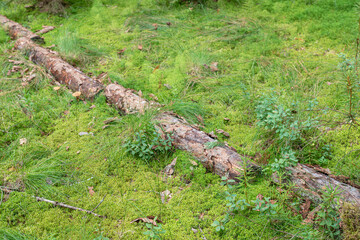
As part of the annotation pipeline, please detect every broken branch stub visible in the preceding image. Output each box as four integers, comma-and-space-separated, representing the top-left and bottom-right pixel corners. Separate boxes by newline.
0, 15, 44, 43
15, 37, 104, 99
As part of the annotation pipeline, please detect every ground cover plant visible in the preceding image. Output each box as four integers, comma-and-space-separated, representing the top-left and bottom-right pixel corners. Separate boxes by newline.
1, 0, 360, 239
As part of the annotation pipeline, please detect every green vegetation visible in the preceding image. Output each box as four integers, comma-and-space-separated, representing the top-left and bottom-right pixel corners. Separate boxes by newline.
1, 0, 360, 239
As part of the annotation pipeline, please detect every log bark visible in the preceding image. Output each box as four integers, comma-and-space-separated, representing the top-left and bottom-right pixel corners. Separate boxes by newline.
282, 164, 360, 206
105, 84, 360, 206
0, 15, 44, 43
155, 112, 260, 178
15, 37, 104, 99
105, 84, 155, 114
3, 16, 358, 207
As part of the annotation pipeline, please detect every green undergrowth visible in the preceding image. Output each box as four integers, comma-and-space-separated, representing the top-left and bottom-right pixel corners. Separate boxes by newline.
1, 0, 360, 239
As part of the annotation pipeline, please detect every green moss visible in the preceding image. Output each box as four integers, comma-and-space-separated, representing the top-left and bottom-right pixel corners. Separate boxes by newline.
1, 0, 359, 239
341, 203, 360, 240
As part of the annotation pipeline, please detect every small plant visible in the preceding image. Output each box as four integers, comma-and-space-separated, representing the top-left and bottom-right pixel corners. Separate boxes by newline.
252, 197, 277, 216
338, 53, 359, 123
124, 124, 174, 161
264, 148, 298, 173
255, 93, 328, 172
143, 218, 166, 239
316, 185, 342, 239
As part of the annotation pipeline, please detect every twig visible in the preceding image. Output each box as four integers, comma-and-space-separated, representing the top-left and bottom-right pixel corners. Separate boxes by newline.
35, 196, 106, 218
91, 194, 107, 213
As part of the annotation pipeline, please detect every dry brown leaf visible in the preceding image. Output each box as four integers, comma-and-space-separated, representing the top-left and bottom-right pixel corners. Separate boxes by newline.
149, 93, 158, 101
8, 167, 16, 172
210, 62, 219, 72
163, 157, 177, 176
153, 65, 160, 73
216, 129, 230, 138
189, 160, 198, 166
88, 186, 95, 196
19, 138, 27, 145
72, 91, 81, 97
131, 216, 163, 226
160, 190, 172, 204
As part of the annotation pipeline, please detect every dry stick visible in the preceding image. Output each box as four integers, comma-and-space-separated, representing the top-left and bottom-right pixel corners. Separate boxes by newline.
35, 197, 106, 218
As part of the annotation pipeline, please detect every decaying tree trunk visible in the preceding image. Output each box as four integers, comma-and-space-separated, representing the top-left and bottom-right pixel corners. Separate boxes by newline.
105, 83, 360, 207
3, 17, 359, 207
15, 37, 104, 99
155, 112, 260, 178
0, 15, 44, 43
282, 164, 360, 206
105, 84, 156, 114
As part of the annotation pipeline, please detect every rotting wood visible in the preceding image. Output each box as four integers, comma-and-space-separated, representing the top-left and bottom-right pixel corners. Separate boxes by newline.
155, 112, 260, 179
105, 84, 158, 114
2, 16, 358, 207
0, 15, 44, 43
280, 164, 360, 206
15, 37, 104, 99
105, 84, 360, 207
35, 197, 106, 218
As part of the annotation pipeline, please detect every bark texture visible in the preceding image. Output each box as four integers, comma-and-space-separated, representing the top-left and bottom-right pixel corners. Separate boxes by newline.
15, 37, 103, 99
282, 164, 360, 206
3, 17, 358, 207
106, 87, 360, 206
155, 113, 260, 179
105, 84, 158, 114
0, 15, 44, 43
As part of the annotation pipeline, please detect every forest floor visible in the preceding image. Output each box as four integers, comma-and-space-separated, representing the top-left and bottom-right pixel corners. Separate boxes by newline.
0, 0, 360, 239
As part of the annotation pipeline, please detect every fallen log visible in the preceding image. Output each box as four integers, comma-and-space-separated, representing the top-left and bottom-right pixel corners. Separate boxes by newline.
282, 164, 360, 206
0, 15, 44, 43
15, 37, 103, 99
155, 112, 260, 178
3, 16, 358, 207
105, 84, 156, 114
105, 83, 360, 207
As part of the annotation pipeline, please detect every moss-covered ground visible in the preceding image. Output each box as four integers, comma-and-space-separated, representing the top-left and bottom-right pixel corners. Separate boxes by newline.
1, 0, 360, 239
